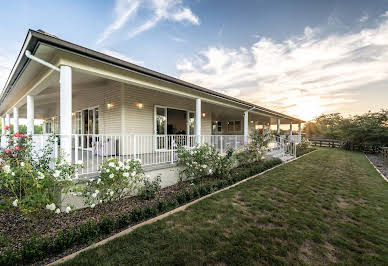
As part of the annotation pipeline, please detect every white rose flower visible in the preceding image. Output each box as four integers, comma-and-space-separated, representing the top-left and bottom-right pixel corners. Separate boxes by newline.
92, 193, 97, 198
131, 171, 136, 177
3, 165, 10, 174
37, 171, 45, 179
97, 178, 101, 184
90, 203, 95, 208
115, 167, 119, 171
65, 206, 71, 213
20, 162, 25, 167
109, 173, 114, 178
77, 160, 83, 165
53, 170, 61, 178
46, 203, 56, 211
12, 199, 18, 207
106, 169, 110, 173
55, 208, 61, 214
123, 172, 129, 178
108, 162, 115, 167
11, 172, 15, 176
110, 191, 114, 196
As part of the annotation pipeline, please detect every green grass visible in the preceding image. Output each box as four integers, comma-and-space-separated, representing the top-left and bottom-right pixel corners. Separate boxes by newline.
63, 149, 388, 265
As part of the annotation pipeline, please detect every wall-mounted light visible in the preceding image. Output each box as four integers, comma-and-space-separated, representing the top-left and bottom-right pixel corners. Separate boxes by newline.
136, 103, 144, 109
255, 125, 260, 130
107, 103, 114, 109
202, 113, 206, 117
72, 112, 75, 116
250, 120, 254, 123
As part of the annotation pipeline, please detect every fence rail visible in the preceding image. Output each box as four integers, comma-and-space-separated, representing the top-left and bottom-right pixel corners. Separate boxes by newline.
309, 138, 342, 148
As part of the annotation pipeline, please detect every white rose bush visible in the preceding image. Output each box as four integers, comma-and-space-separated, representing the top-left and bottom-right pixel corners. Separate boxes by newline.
0, 132, 80, 214
176, 143, 235, 182
82, 158, 144, 206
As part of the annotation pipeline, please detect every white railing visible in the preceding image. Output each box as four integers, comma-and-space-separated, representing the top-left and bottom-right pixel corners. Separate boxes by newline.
268, 135, 297, 159
69, 134, 246, 176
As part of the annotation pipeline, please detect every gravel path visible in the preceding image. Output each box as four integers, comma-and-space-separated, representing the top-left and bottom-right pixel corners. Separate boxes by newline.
366, 153, 388, 180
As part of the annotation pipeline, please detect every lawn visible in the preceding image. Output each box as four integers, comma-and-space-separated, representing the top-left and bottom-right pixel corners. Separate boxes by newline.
62, 149, 388, 265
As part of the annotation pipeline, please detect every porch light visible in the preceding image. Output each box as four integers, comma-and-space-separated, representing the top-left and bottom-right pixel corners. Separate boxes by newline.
107, 103, 114, 109
255, 125, 260, 130
136, 103, 144, 109
250, 120, 253, 123
202, 112, 206, 117
72, 112, 75, 116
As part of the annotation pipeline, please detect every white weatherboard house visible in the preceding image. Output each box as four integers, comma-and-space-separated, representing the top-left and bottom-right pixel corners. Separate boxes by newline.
0, 30, 304, 186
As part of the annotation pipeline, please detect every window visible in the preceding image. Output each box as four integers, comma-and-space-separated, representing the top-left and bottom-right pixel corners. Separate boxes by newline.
227, 120, 241, 133
217, 121, 222, 132
212, 121, 223, 134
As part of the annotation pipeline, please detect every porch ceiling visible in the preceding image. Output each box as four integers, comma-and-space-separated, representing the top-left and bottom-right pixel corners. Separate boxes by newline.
16, 69, 106, 119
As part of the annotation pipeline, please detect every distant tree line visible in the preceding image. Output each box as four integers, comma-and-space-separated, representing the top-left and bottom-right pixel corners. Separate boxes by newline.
303, 109, 388, 151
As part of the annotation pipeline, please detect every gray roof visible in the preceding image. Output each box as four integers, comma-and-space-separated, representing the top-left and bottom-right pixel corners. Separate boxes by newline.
0, 29, 304, 123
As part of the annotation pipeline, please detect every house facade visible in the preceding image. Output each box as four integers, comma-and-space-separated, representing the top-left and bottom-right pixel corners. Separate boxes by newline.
0, 30, 304, 177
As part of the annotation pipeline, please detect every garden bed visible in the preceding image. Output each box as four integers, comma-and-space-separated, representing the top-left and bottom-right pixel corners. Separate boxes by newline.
0, 157, 282, 265
366, 153, 388, 180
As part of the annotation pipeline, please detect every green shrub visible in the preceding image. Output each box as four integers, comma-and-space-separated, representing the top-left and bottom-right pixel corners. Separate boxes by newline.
98, 216, 116, 234
116, 214, 131, 228
77, 220, 98, 244
140, 175, 161, 200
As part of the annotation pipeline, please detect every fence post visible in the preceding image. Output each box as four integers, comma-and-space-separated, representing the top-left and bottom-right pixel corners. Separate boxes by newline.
235, 135, 237, 150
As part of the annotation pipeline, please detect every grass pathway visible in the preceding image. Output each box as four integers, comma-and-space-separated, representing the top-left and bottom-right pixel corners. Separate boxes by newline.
62, 149, 388, 265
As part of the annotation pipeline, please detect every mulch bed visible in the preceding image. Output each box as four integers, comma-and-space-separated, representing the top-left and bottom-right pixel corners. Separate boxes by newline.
0, 182, 189, 254
366, 153, 388, 180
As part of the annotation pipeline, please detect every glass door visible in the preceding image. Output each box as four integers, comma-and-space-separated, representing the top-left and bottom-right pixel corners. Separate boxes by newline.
155, 106, 167, 150
76, 107, 99, 149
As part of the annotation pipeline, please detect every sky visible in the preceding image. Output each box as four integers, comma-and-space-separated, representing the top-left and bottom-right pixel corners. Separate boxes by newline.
0, 0, 387, 121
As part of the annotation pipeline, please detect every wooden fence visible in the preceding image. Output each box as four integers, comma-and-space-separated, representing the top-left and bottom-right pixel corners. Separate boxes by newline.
309, 138, 342, 148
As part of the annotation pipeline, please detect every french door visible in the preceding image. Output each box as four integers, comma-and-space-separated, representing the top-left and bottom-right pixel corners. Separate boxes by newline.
154, 106, 195, 150
76, 107, 99, 149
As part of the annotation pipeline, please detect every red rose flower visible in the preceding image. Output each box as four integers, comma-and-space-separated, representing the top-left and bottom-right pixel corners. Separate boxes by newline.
5, 149, 10, 154
14, 145, 19, 150
5, 125, 10, 131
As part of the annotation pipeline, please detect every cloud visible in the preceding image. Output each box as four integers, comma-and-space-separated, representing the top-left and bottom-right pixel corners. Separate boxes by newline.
176, 13, 388, 121
128, 0, 200, 38
97, 0, 140, 44
359, 14, 369, 23
171, 36, 186, 42
100, 49, 144, 65
98, 0, 199, 42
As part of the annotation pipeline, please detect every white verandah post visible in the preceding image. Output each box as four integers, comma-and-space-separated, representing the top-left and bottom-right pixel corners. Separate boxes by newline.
13, 107, 19, 133
298, 123, 302, 142
244, 111, 249, 143
276, 118, 280, 135
289, 122, 293, 136
195, 98, 201, 145
60, 65, 72, 163
27, 95, 35, 135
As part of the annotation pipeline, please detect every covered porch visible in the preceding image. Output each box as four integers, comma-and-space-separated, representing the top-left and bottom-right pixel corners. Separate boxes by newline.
0, 34, 303, 176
